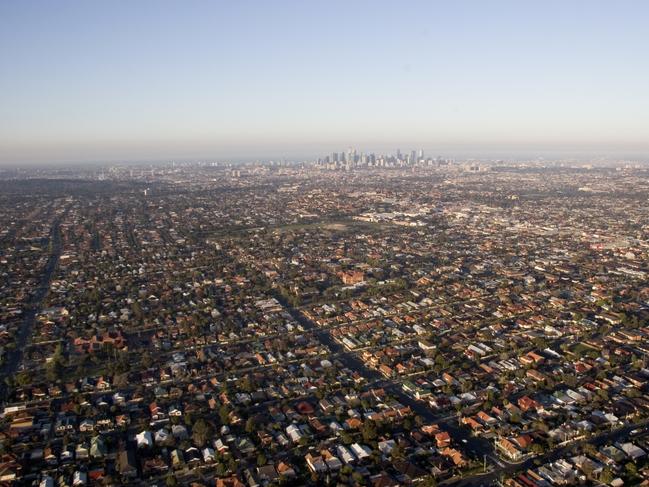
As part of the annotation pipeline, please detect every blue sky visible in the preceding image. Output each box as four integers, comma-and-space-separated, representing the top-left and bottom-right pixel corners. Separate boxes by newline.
1, 1, 648, 164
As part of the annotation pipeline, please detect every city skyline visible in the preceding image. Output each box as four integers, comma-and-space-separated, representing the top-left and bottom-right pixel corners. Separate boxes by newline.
1, 0, 649, 165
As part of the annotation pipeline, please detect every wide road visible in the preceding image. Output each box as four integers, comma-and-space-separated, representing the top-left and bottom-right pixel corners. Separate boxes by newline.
0, 219, 62, 401
275, 291, 649, 486
273, 293, 497, 467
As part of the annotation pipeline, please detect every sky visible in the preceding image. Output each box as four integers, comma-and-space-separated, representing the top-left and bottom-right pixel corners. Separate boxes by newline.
1, 0, 648, 165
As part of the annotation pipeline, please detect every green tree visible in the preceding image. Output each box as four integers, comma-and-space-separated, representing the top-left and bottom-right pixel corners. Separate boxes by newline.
600, 467, 614, 484
219, 404, 231, 425
46, 359, 64, 382
15, 371, 32, 386
391, 443, 405, 460
191, 418, 213, 447
361, 420, 378, 443
245, 417, 256, 434
257, 453, 267, 466
530, 443, 544, 455
625, 461, 638, 479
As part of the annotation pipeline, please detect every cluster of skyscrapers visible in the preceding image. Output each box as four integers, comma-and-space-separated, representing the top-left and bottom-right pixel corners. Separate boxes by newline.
317, 148, 450, 170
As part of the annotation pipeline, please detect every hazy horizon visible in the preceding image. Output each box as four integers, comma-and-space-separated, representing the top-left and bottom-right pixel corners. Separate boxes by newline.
2, 1, 648, 166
